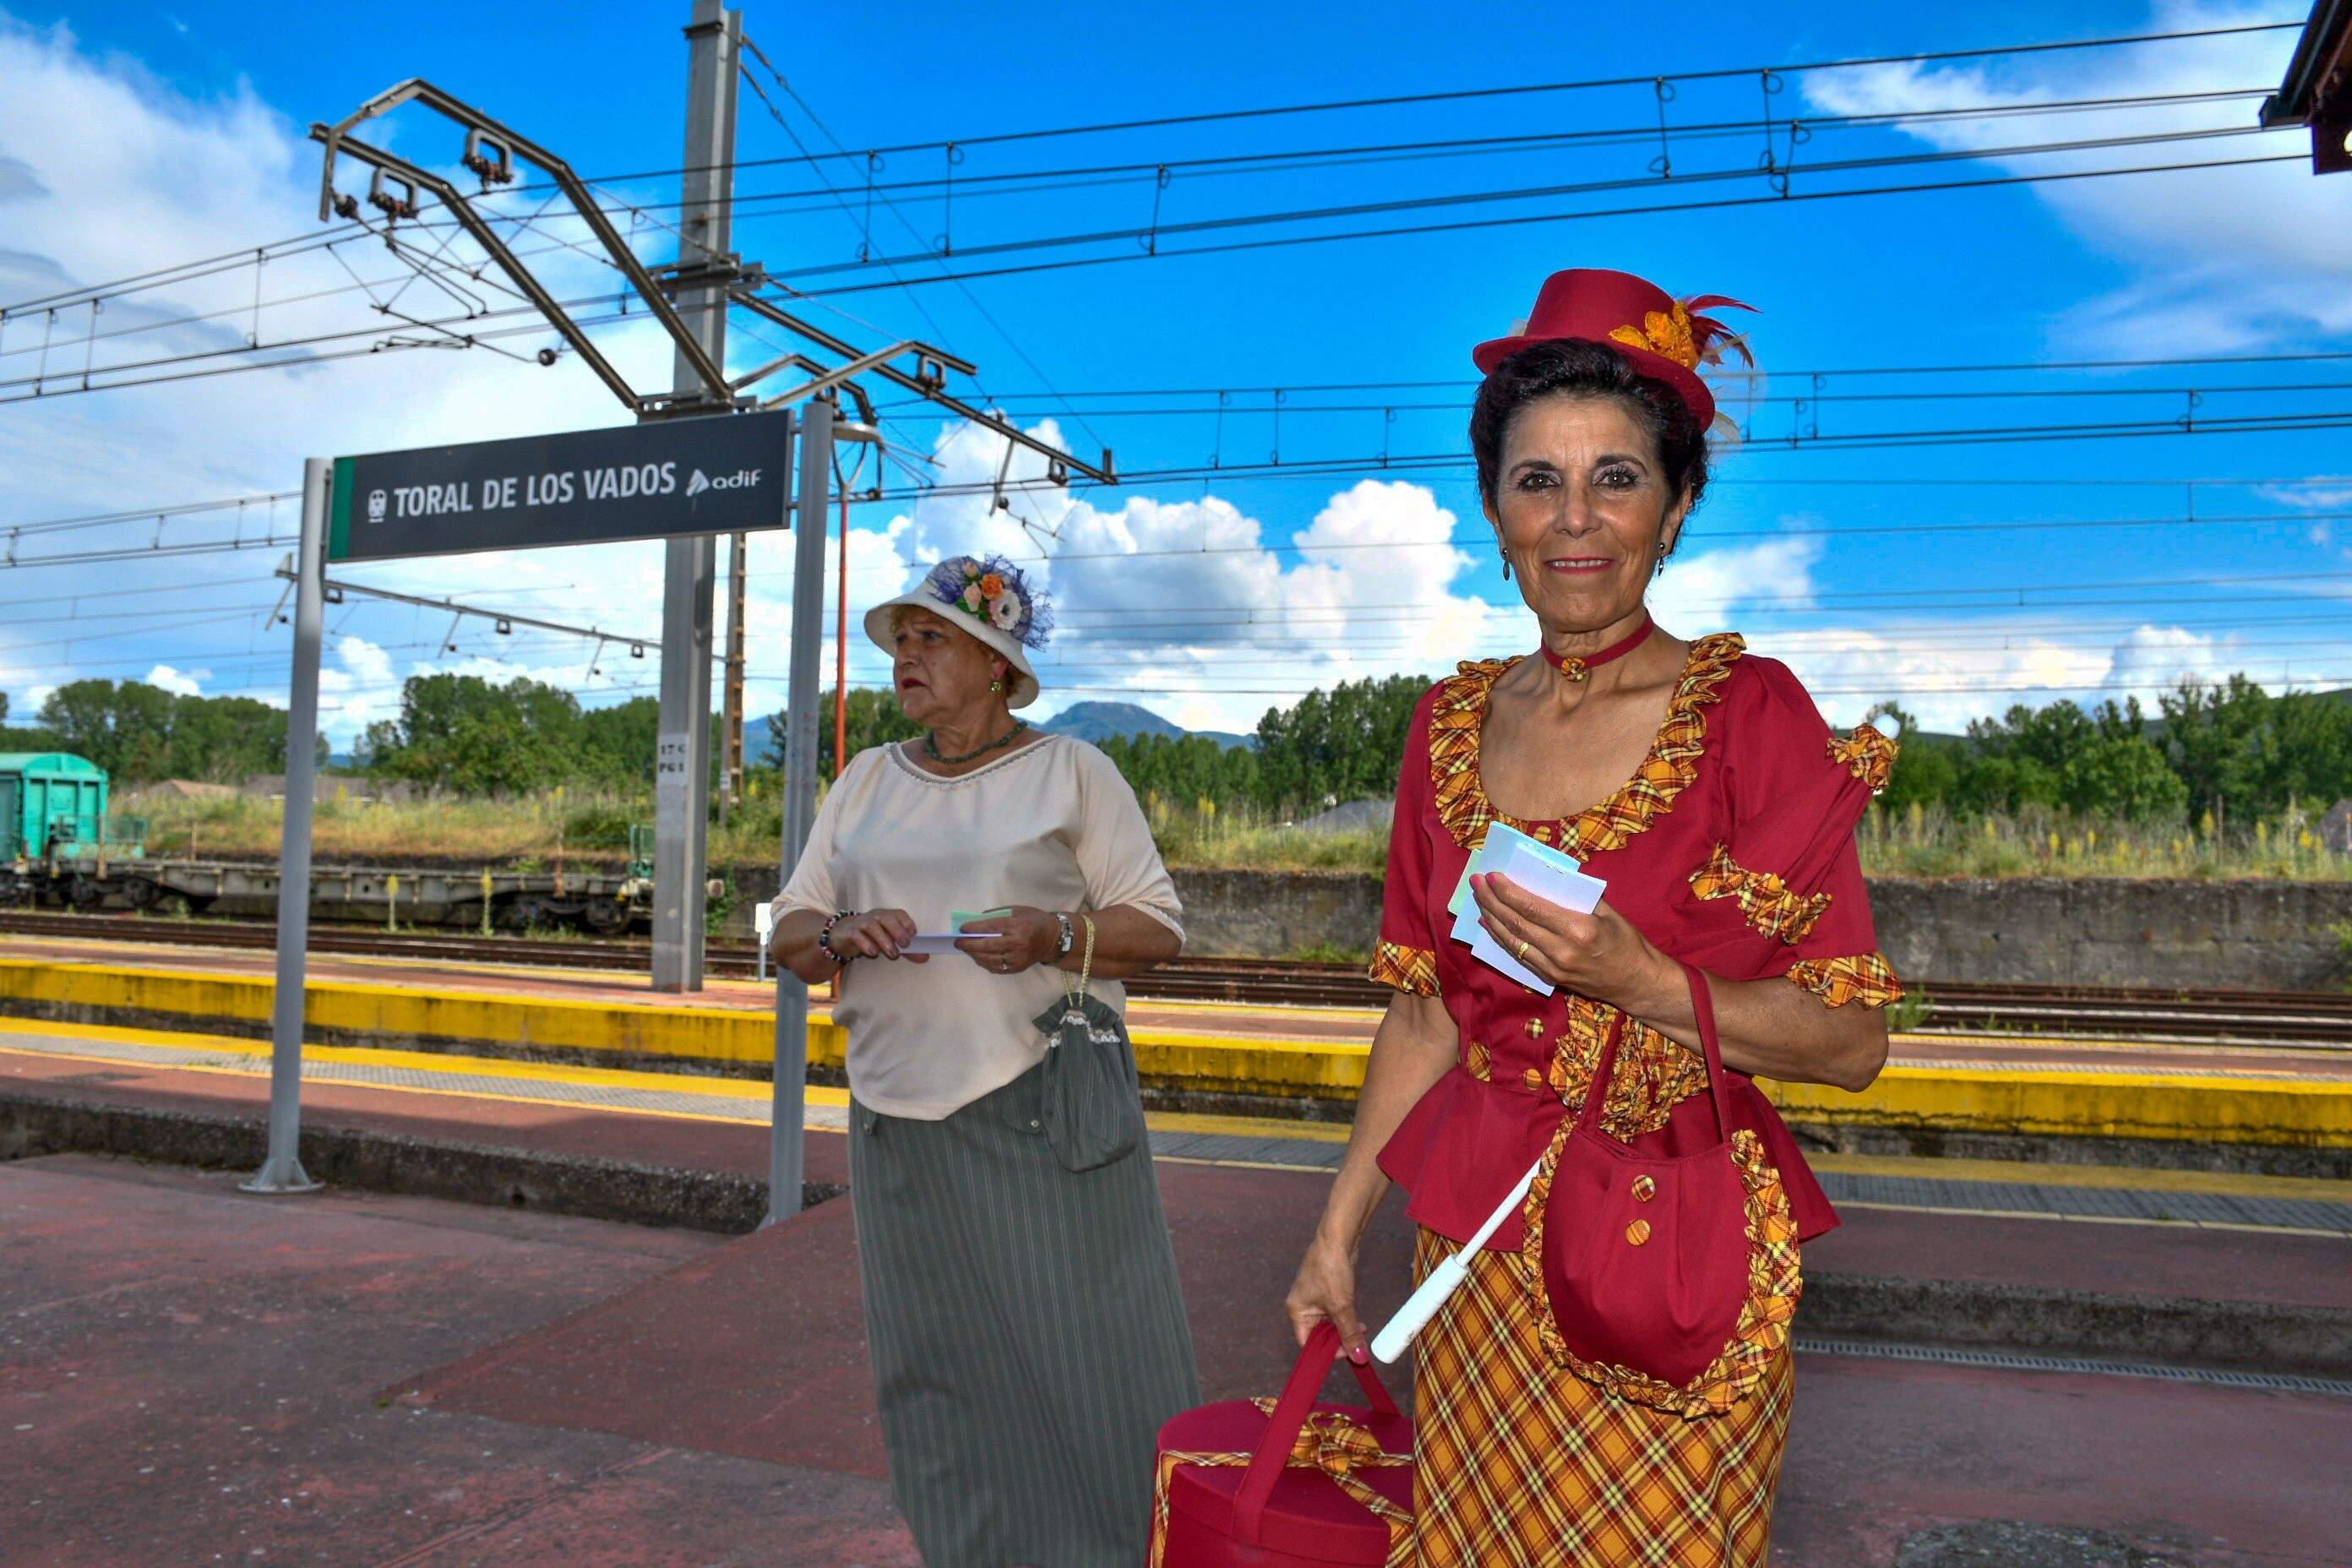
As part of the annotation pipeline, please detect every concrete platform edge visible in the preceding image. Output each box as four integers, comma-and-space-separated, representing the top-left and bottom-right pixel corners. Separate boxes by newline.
0, 1088, 841, 1232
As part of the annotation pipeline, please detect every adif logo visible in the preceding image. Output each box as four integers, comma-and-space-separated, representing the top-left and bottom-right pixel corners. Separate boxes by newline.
684, 468, 760, 497
367, 488, 388, 523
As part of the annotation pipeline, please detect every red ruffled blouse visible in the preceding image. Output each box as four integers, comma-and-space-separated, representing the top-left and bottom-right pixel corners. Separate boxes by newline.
1371, 634, 1902, 1252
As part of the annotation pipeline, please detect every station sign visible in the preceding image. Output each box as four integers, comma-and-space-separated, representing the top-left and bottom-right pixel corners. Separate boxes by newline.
326, 410, 794, 563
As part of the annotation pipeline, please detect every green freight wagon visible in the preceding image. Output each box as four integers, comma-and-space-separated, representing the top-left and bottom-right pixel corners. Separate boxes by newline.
0, 752, 119, 863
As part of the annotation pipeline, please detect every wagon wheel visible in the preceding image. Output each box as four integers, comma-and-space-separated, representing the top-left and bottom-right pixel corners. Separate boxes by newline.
65, 874, 106, 909
580, 896, 627, 934
501, 896, 553, 931
120, 876, 159, 910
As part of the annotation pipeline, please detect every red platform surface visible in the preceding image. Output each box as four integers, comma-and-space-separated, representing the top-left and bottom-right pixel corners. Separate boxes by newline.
8, 1026, 2352, 1566
8, 1143, 2351, 1565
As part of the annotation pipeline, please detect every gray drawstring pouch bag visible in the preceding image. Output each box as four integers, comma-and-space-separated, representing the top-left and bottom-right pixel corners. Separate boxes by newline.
1027, 917, 1145, 1172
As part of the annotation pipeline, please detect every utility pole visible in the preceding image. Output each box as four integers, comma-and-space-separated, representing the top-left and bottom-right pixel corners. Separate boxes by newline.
650, 0, 740, 993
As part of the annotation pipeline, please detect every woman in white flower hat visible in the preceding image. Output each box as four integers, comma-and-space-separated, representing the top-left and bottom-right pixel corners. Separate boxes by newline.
770, 553, 1199, 1567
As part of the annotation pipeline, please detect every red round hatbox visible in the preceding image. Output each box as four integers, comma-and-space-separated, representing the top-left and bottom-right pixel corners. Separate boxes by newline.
1149, 1324, 1415, 1566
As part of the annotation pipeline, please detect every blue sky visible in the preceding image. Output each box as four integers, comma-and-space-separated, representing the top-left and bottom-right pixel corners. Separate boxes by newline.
3, 1, 2349, 744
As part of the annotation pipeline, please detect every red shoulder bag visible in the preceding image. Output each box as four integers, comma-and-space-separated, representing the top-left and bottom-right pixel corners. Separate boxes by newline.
1534, 961, 1761, 1396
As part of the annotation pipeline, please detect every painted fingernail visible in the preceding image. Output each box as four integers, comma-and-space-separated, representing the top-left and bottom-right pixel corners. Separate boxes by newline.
1348, 1346, 1369, 1364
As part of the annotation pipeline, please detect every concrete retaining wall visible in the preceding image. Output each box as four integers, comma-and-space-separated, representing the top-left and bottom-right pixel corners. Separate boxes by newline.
723, 868, 2352, 991
1868, 877, 2352, 990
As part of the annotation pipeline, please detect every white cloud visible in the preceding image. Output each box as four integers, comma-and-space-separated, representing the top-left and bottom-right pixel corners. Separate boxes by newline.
142, 662, 204, 696
1799, 2, 2352, 352
0, 13, 734, 740
808, 421, 1507, 732
2257, 478, 2352, 514
1650, 535, 1821, 629
2105, 623, 2246, 691
8, 9, 2344, 755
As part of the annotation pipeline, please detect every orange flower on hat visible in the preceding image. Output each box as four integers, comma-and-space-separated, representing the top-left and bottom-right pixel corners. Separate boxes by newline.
1609, 302, 1699, 370
977, 572, 1005, 599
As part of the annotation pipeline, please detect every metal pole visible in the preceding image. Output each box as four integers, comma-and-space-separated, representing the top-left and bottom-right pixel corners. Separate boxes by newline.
834, 476, 849, 780
242, 457, 329, 1195
721, 527, 749, 820
769, 396, 833, 1224
650, 0, 740, 993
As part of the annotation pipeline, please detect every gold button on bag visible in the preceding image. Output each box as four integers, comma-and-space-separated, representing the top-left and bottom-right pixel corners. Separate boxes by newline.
1631, 1175, 1657, 1202
1625, 1219, 1652, 1247
1524, 1017, 1545, 1040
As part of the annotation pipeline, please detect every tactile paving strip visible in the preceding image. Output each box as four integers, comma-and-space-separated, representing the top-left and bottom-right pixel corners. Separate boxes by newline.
1795, 1337, 2352, 1397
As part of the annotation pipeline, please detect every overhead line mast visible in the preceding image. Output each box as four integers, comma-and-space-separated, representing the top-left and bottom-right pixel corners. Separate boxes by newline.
302, 2, 1108, 998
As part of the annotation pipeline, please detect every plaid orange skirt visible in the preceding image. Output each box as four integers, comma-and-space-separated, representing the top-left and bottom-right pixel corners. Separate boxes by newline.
1409, 1228, 1793, 1567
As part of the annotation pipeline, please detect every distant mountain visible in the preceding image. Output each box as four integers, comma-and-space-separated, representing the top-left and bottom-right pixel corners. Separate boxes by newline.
1038, 700, 1255, 750
746, 699, 1254, 764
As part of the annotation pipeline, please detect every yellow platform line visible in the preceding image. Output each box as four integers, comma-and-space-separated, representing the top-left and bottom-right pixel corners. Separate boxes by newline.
0, 1018, 829, 1128
3, 956, 2347, 1150
10, 1017, 2343, 1197
0, 1017, 1351, 1147
8, 1016, 2349, 1220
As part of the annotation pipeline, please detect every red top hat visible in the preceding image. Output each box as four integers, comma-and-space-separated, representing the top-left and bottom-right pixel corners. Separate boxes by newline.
1472, 269, 1753, 431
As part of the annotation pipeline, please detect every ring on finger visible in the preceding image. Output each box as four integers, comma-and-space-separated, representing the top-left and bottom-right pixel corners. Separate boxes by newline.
1516, 936, 1533, 962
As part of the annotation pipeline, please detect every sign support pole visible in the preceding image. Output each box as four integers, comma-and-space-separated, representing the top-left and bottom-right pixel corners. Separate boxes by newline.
650, 0, 741, 993
242, 456, 329, 1195
768, 396, 832, 1225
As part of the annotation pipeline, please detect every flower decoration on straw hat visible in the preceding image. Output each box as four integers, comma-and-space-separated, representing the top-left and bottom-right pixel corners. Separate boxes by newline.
924, 553, 1055, 650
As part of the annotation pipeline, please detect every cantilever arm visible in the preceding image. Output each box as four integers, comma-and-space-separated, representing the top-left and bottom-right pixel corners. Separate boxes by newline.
730, 287, 1116, 485
313, 79, 729, 404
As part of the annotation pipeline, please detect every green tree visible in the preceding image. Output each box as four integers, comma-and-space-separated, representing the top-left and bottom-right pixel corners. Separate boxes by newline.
2061, 733, 2189, 819
34, 678, 295, 783
1876, 734, 1960, 819
36, 680, 142, 774
1097, 732, 1261, 806
2148, 678, 2352, 820
363, 673, 585, 795
577, 696, 662, 786
1254, 673, 1428, 808
770, 688, 923, 778
163, 694, 291, 781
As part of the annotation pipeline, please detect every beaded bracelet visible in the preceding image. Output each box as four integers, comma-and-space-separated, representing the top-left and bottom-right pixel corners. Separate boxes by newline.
818, 909, 856, 966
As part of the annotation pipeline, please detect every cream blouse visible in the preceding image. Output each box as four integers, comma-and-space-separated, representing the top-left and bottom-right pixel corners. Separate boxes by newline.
777, 732, 1184, 1119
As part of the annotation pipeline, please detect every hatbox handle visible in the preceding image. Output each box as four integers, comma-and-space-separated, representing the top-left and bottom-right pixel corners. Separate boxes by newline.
1233, 1321, 1398, 1544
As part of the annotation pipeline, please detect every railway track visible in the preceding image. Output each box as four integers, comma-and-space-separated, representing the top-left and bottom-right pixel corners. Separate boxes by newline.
5, 909, 2349, 1048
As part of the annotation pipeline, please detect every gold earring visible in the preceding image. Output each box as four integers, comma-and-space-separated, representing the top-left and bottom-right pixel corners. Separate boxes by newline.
990, 678, 1004, 693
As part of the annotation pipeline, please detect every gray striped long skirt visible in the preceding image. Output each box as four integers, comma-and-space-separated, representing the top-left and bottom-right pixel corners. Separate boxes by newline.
849, 1061, 1200, 1567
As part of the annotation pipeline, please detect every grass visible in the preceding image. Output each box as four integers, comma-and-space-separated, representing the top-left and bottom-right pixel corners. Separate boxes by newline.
117, 781, 2351, 883
120, 783, 640, 868
1145, 797, 1391, 875
1854, 800, 2352, 881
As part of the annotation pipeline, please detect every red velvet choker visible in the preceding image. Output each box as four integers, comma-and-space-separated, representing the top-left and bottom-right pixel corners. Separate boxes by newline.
1539, 616, 1653, 683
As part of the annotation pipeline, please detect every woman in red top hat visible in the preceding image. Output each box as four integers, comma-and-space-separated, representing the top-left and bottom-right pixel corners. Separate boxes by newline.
1283, 269, 1902, 1565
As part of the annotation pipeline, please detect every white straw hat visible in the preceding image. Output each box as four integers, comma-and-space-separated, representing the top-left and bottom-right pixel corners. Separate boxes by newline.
863, 555, 1054, 710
